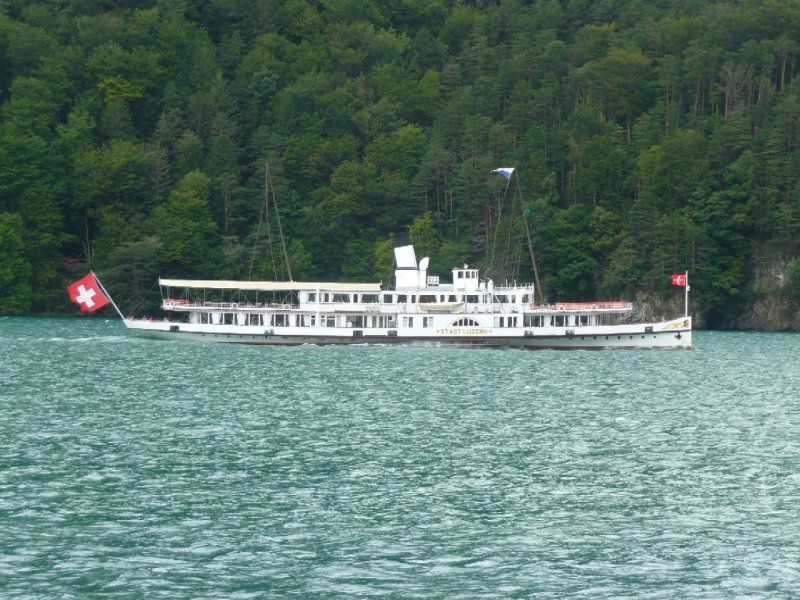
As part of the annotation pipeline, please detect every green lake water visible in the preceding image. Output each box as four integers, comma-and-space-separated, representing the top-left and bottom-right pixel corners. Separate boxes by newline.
1, 317, 799, 598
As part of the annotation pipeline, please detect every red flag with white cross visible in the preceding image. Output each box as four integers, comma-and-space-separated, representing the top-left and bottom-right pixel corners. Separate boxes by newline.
671, 273, 686, 287
67, 273, 110, 312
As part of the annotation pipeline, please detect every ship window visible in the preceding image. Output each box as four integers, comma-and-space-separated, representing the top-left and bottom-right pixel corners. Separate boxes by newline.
384, 295, 394, 304
453, 318, 480, 327
466, 295, 479, 304
308, 293, 316, 302
361, 294, 379, 303
423, 317, 433, 328
419, 295, 436, 303
249, 314, 262, 326
524, 315, 543, 327
397, 295, 407, 303
332, 293, 351, 302
272, 314, 288, 327
402, 316, 414, 327
223, 313, 234, 325
201, 313, 210, 324
494, 316, 518, 327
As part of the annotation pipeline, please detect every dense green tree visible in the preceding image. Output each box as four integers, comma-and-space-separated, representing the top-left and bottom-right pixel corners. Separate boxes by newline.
0, 212, 33, 314
1, 0, 800, 327
72, 139, 156, 225
408, 211, 438, 262
153, 170, 223, 278
100, 236, 163, 315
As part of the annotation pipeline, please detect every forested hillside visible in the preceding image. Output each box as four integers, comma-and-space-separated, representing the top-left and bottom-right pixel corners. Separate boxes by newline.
2, 0, 800, 328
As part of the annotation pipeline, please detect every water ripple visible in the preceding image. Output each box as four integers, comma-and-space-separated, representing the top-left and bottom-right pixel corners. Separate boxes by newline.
1, 320, 799, 597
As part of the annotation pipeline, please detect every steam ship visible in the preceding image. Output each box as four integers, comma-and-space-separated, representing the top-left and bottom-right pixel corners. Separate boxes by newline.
123, 240, 692, 349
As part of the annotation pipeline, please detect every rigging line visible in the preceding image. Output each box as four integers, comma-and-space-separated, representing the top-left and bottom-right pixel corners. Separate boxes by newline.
248, 177, 267, 280
125, 277, 160, 317
263, 164, 279, 281
267, 163, 293, 281
501, 182, 519, 281
511, 237, 523, 284
489, 166, 514, 280
516, 175, 545, 304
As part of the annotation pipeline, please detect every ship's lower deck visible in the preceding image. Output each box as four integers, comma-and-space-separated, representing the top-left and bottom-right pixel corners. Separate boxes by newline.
123, 317, 692, 349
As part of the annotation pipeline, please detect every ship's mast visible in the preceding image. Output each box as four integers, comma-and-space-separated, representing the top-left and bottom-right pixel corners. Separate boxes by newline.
266, 163, 293, 281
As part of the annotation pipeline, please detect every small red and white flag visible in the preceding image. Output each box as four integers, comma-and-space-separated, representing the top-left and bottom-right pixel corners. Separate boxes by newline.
67, 273, 110, 312
671, 273, 687, 287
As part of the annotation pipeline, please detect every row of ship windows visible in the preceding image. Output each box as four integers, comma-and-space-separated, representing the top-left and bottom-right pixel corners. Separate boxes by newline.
306, 293, 534, 304
200, 313, 398, 327
199, 313, 485, 328
195, 314, 589, 328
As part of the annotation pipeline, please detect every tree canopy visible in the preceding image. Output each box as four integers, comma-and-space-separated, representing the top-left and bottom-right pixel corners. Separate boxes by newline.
1, 0, 799, 326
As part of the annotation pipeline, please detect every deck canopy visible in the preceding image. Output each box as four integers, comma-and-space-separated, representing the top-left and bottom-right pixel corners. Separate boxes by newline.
159, 278, 381, 293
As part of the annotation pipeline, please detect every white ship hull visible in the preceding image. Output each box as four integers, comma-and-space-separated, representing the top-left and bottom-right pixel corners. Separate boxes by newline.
124, 316, 692, 349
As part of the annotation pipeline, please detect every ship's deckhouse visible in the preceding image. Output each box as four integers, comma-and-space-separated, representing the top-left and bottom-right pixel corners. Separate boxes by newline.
452, 267, 480, 292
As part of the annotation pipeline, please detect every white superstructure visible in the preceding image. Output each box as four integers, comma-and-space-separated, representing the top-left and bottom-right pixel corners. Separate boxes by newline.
123, 241, 692, 349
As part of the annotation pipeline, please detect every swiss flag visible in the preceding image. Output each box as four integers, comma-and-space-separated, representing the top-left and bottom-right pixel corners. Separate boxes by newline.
671, 274, 686, 287
67, 273, 110, 312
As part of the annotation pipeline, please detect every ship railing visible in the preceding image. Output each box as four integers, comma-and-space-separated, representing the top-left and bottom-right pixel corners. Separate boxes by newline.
528, 301, 633, 312
163, 299, 299, 310
493, 283, 535, 292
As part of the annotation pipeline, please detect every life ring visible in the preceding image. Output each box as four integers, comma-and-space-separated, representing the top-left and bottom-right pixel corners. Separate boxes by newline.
591, 304, 598, 310
231, 302, 238, 309
558, 304, 565, 311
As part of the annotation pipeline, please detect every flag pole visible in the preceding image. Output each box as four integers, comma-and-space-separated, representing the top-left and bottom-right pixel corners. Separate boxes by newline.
91, 270, 126, 321
488, 169, 514, 280
684, 270, 689, 317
